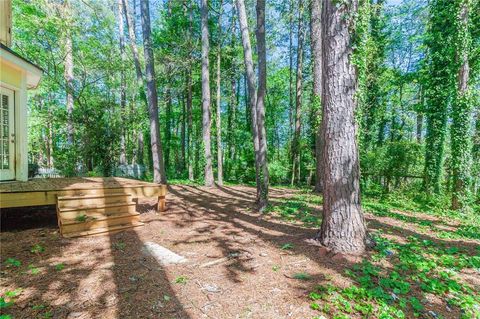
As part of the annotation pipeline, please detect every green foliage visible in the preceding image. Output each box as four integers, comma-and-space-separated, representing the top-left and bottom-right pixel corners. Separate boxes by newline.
32, 304, 46, 310
306, 187, 480, 318
423, 0, 459, 193
54, 263, 65, 271
4, 258, 21, 268
266, 192, 322, 227
75, 214, 87, 222
450, 0, 476, 210
174, 276, 188, 284
0, 288, 22, 319
113, 241, 126, 251
0, 298, 13, 309
361, 141, 424, 190
280, 243, 294, 250
292, 272, 312, 280
30, 244, 45, 254
28, 264, 40, 275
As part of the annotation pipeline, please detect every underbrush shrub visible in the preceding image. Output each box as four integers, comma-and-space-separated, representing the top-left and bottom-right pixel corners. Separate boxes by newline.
361, 141, 424, 191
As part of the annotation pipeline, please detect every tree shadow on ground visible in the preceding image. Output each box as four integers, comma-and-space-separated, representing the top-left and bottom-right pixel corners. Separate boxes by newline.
107, 180, 192, 319
0, 215, 121, 318
0, 201, 191, 318
107, 228, 191, 318
165, 184, 478, 318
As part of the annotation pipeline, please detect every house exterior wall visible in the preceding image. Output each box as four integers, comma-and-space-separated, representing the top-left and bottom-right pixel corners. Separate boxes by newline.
1, 62, 22, 87
1, 59, 29, 181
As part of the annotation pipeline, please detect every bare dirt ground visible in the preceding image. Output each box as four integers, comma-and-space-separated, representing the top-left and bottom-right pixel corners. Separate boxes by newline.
1, 185, 479, 319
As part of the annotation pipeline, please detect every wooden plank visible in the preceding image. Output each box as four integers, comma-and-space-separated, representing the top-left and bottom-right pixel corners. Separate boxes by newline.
57, 193, 131, 200
58, 203, 136, 219
61, 210, 139, 224
60, 214, 141, 234
0, 177, 165, 193
57, 194, 132, 209
62, 222, 144, 238
158, 195, 166, 212
0, 185, 165, 208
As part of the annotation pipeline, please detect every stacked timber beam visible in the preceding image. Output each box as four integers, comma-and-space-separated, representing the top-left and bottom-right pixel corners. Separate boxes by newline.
56, 193, 143, 238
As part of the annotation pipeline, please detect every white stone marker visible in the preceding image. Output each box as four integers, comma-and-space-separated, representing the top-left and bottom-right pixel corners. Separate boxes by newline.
142, 241, 187, 265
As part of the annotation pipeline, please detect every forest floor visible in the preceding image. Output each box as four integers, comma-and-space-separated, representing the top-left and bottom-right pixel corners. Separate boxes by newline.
1, 185, 479, 319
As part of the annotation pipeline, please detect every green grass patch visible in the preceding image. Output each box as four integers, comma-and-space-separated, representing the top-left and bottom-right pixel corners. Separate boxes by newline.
174, 275, 188, 284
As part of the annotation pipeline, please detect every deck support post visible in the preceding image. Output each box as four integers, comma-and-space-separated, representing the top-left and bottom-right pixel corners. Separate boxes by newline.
157, 196, 166, 212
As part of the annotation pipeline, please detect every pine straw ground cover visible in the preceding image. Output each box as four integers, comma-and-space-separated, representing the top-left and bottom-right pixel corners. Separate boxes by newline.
267, 190, 480, 319
0, 185, 479, 319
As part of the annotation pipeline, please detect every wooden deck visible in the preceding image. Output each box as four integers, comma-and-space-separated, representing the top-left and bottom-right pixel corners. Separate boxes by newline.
0, 177, 166, 210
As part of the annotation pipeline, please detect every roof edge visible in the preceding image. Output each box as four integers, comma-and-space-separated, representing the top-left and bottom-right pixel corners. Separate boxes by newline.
0, 43, 44, 73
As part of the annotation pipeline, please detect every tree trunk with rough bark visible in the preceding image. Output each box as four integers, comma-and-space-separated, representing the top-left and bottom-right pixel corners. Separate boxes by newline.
186, 1, 194, 181
201, 0, 215, 187
291, 0, 304, 186
187, 70, 194, 180
451, 0, 472, 210
165, 85, 172, 171
255, 0, 269, 210
317, 0, 367, 255
311, 0, 323, 193
122, 0, 143, 83
140, 0, 166, 184
215, 0, 224, 186
63, 0, 74, 146
48, 116, 54, 168
117, 0, 127, 165
122, 0, 145, 165
181, 93, 186, 172
227, 77, 237, 175
416, 113, 423, 143
473, 111, 480, 200
236, 0, 261, 196
288, 0, 294, 137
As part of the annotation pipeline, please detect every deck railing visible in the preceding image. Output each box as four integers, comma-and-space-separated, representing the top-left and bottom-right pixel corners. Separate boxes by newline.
30, 164, 146, 179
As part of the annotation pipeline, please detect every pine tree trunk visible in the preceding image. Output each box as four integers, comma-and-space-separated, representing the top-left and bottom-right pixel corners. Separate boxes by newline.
140, 0, 166, 184
288, 0, 294, 137
201, 0, 215, 187
227, 77, 237, 175
181, 93, 186, 172
117, 0, 127, 165
215, 0, 224, 186
451, 0, 472, 210
63, 1, 74, 146
473, 111, 480, 200
291, 0, 304, 186
424, 0, 457, 194
236, 0, 261, 196
137, 131, 144, 165
165, 85, 172, 172
122, 0, 143, 83
122, 0, 145, 165
416, 113, 423, 143
187, 1, 194, 181
47, 107, 54, 168
311, 0, 323, 193
317, 0, 367, 255
255, 0, 269, 210
187, 70, 194, 181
